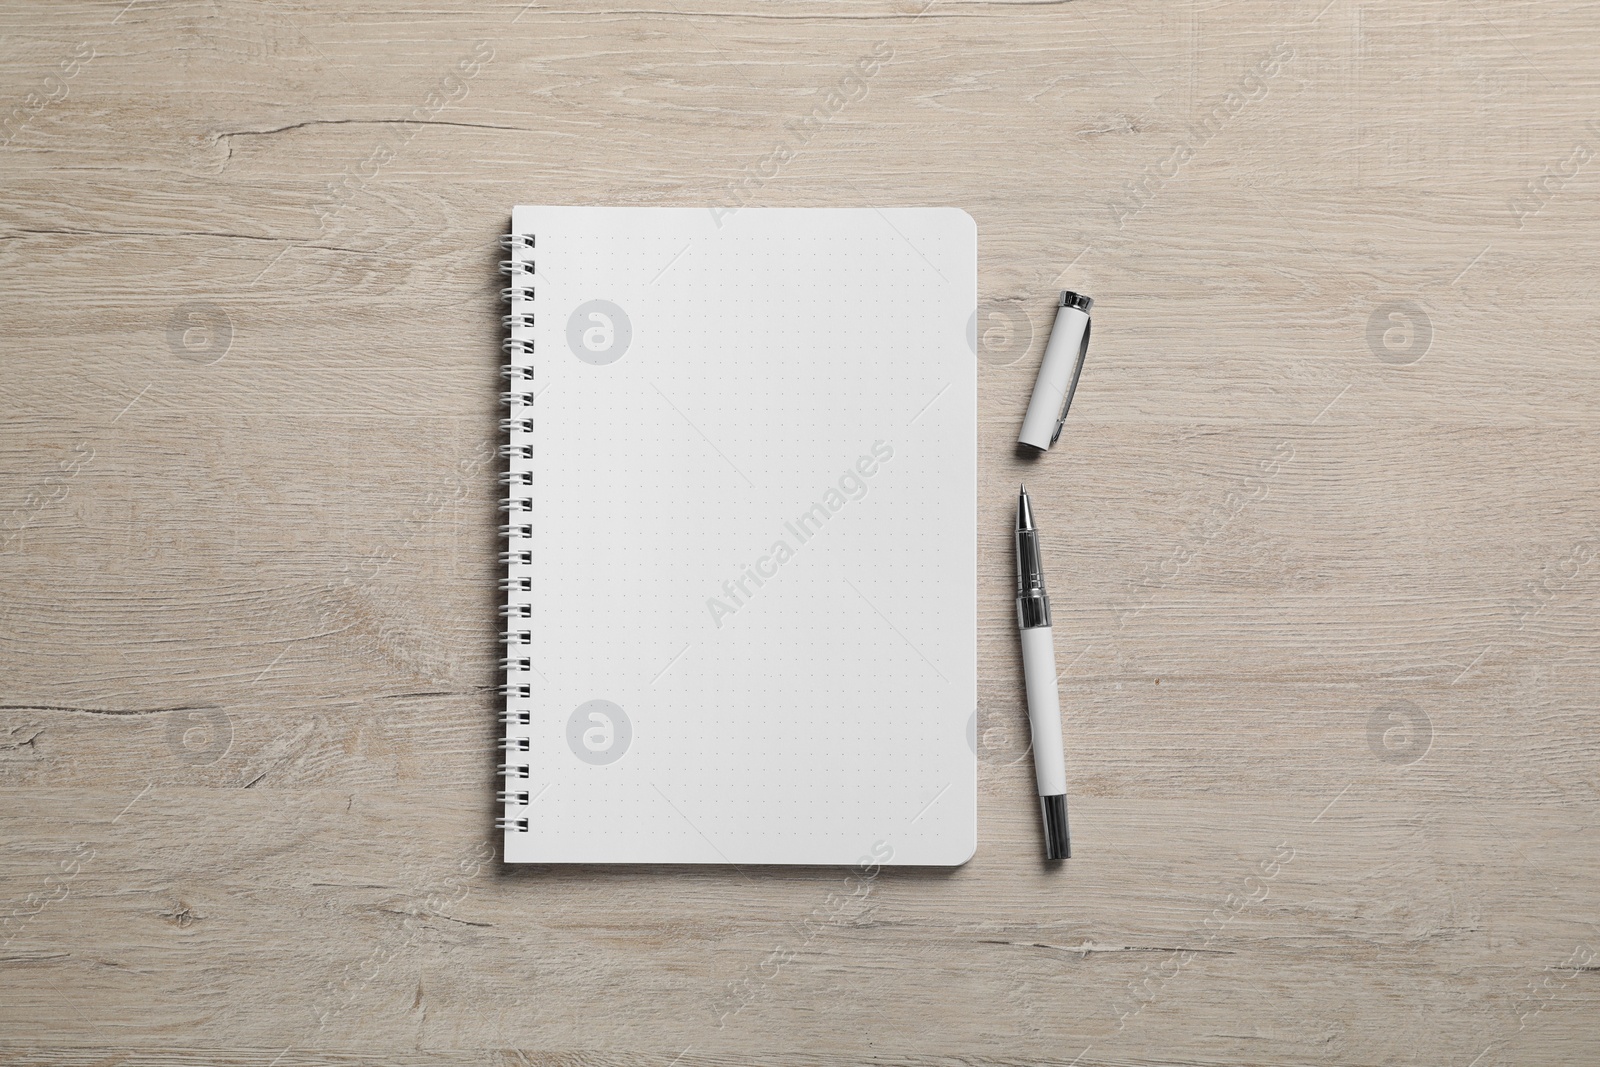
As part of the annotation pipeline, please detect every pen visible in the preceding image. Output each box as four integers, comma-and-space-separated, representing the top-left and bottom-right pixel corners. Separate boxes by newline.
1015, 484, 1070, 860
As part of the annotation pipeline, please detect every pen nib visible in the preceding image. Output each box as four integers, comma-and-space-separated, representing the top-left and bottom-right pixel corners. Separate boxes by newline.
1017, 484, 1035, 532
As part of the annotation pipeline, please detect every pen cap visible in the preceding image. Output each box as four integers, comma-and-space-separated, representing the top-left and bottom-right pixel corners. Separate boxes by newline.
1017, 292, 1092, 451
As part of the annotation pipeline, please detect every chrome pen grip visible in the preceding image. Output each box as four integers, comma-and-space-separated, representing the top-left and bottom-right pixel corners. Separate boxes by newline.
1015, 527, 1052, 629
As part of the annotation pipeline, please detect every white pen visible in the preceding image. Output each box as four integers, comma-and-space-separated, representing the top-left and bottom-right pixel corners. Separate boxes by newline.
1015, 485, 1070, 860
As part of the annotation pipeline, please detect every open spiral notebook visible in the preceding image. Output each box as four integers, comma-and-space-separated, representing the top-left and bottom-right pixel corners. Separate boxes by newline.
499, 206, 976, 865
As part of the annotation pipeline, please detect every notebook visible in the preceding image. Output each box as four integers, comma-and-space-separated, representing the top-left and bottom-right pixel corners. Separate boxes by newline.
498, 206, 977, 865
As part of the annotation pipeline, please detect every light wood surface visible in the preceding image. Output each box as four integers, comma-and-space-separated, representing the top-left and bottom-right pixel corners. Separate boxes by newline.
3, 1, 1598, 1063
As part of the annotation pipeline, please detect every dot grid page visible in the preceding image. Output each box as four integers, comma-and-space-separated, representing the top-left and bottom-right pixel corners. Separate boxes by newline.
503, 206, 976, 865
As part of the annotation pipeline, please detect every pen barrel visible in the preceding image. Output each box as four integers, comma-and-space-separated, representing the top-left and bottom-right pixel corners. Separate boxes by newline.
1019, 626, 1067, 796
1018, 304, 1091, 451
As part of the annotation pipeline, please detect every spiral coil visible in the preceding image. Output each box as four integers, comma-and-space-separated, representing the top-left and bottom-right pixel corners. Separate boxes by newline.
499, 227, 536, 838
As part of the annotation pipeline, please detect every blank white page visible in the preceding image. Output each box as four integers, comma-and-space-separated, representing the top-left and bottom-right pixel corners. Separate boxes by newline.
501, 206, 976, 865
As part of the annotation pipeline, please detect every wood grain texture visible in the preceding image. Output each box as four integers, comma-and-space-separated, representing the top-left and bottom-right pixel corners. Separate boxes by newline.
2, 0, 1597, 1063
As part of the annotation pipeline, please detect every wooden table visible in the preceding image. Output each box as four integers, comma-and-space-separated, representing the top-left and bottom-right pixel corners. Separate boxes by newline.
3, 1, 1596, 1063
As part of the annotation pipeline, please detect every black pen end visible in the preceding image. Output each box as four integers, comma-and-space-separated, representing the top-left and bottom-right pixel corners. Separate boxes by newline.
1041, 794, 1070, 861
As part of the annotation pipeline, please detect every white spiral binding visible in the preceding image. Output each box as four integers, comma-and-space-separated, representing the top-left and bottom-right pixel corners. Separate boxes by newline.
499, 228, 536, 836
